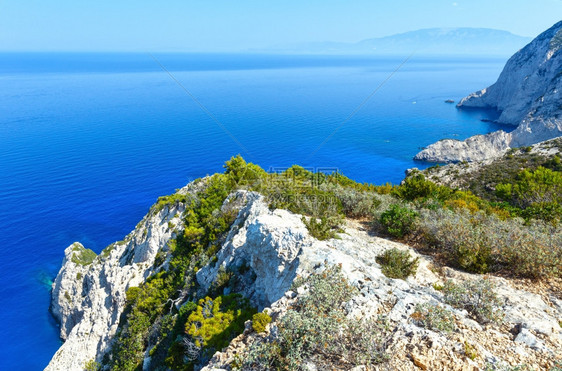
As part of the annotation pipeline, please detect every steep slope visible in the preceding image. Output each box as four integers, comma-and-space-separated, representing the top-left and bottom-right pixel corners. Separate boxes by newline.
46, 185, 191, 370
47, 175, 562, 370
415, 20, 562, 162
199, 194, 562, 370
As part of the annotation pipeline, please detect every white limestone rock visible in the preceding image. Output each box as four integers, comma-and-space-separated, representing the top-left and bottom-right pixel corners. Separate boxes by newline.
416, 21, 562, 163
201, 195, 562, 370
46, 195, 187, 370
48, 184, 562, 370
514, 328, 547, 352
414, 130, 512, 163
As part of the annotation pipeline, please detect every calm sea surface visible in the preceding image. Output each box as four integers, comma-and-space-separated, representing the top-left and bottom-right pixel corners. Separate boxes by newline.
0, 53, 508, 369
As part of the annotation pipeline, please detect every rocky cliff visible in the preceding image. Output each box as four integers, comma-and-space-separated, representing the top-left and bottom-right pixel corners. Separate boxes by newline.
48, 179, 562, 370
46, 184, 192, 370
200, 193, 562, 370
415, 20, 562, 163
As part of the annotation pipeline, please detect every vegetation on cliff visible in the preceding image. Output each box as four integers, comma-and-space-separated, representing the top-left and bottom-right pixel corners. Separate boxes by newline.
244, 265, 389, 370
102, 153, 561, 370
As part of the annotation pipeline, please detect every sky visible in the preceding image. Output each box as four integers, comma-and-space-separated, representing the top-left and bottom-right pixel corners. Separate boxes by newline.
1, 0, 561, 52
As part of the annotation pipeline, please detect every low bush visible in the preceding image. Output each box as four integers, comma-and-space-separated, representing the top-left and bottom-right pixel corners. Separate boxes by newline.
252, 312, 272, 333
185, 294, 256, 352
70, 243, 97, 266
442, 279, 503, 324
393, 173, 451, 201
417, 208, 493, 273
154, 193, 189, 213
331, 187, 381, 218
376, 248, 419, 279
293, 264, 358, 313
379, 204, 418, 238
410, 303, 455, 333
243, 265, 388, 369
223, 154, 268, 189
416, 208, 562, 277
496, 166, 562, 223
302, 216, 340, 240
84, 359, 100, 371
464, 341, 479, 361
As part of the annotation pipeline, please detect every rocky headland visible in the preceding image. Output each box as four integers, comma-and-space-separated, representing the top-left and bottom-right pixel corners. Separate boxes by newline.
415, 20, 562, 163
46, 159, 562, 370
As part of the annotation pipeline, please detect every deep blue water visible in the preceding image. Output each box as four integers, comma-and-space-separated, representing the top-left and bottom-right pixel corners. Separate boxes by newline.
0, 53, 507, 370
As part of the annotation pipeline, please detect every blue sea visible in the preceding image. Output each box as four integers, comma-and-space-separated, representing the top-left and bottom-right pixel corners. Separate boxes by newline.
0, 53, 508, 369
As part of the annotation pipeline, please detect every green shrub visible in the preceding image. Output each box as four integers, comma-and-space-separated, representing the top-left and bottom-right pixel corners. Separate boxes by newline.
224, 154, 267, 188
154, 193, 188, 213
207, 265, 234, 297
376, 248, 419, 279
125, 286, 141, 305
464, 341, 479, 360
110, 310, 151, 371
244, 265, 388, 369
70, 244, 97, 266
294, 264, 358, 313
496, 220, 562, 278
252, 312, 272, 333
416, 208, 562, 277
543, 155, 562, 171
332, 187, 381, 218
432, 283, 444, 291
416, 208, 495, 273
379, 204, 418, 238
442, 279, 503, 324
496, 166, 562, 223
84, 359, 100, 371
302, 216, 340, 240
393, 173, 451, 201
455, 242, 492, 275
410, 303, 455, 333
268, 186, 342, 220
185, 294, 256, 351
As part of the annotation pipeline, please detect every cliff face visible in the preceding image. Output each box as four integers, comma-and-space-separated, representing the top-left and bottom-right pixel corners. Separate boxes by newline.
199, 192, 562, 371
48, 182, 562, 370
47, 189, 189, 370
415, 20, 562, 162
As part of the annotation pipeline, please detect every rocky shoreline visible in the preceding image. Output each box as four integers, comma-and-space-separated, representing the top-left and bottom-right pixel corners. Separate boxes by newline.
415, 20, 562, 163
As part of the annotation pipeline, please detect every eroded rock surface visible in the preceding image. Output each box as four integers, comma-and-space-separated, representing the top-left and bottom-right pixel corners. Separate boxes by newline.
416, 21, 562, 163
47, 189, 189, 370
48, 188, 562, 370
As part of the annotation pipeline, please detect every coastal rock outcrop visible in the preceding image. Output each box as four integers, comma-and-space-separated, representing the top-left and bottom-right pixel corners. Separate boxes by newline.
413, 130, 512, 163
417, 137, 562, 189
200, 194, 562, 370
46, 189, 189, 370
48, 183, 562, 370
415, 20, 562, 163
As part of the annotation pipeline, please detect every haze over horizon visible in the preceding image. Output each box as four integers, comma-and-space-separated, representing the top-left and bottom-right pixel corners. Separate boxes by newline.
1, 0, 561, 52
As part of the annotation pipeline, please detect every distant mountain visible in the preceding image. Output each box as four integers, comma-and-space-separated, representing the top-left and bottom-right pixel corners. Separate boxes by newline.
263, 28, 532, 56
